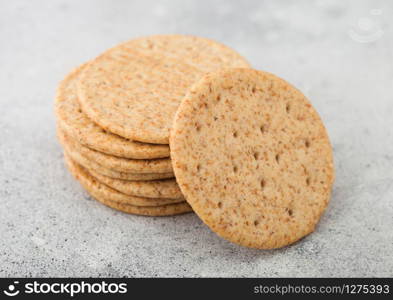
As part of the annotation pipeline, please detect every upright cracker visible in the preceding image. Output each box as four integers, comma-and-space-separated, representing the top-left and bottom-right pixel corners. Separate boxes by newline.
55, 65, 170, 159
170, 68, 334, 249
58, 129, 174, 180
65, 155, 187, 210
58, 129, 172, 174
89, 169, 184, 200
77, 35, 250, 144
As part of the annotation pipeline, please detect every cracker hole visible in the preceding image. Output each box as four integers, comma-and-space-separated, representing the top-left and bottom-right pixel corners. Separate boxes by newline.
196, 164, 201, 172
77, 109, 82, 113
253, 152, 260, 160
305, 139, 310, 148
254, 220, 259, 226
233, 131, 238, 138
287, 209, 293, 217
260, 125, 266, 134
217, 202, 222, 208
306, 177, 310, 186
216, 94, 221, 102
233, 165, 238, 173
286, 103, 291, 113
260, 179, 266, 189
275, 154, 280, 163
252, 86, 256, 93
195, 123, 201, 132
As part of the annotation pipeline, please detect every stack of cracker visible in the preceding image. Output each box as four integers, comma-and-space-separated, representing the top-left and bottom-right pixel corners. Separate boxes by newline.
56, 35, 334, 249
55, 35, 251, 217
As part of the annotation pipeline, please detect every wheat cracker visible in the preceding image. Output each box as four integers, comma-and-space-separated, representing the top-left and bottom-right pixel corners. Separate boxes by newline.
170, 68, 334, 249
58, 129, 174, 180
65, 155, 188, 211
55, 65, 170, 159
77, 35, 250, 144
58, 128, 172, 174
89, 168, 183, 199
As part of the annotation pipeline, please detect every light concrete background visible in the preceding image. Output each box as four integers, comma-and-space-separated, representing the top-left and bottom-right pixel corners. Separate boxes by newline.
1, 0, 392, 277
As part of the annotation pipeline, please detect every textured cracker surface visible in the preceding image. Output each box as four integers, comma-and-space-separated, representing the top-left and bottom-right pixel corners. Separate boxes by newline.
58, 128, 174, 180
78, 35, 250, 144
170, 69, 334, 249
65, 155, 187, 209
55, 65, 170, 159
90, 169, 183, 199
58, 129, 172, 174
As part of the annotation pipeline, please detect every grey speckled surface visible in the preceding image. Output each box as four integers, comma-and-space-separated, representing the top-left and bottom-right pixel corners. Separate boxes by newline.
1, 0, 393, 277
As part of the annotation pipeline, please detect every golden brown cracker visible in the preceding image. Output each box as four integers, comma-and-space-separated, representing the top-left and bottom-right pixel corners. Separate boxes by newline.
170, 68, 334, 249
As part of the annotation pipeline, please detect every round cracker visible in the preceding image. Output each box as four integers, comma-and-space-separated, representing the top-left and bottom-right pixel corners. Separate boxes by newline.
55, 65, 170, 159
170, 68, 334, 249
64, 154, 187, 210
77, 35, 250, 144
58, 129, 174, 180
58, 128, 172, 174
89, 169, 184, 200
